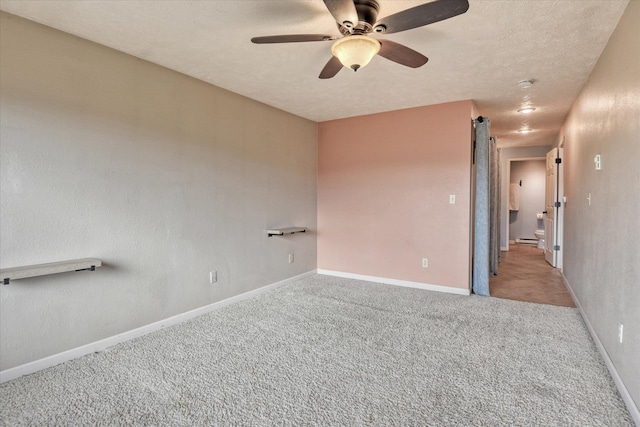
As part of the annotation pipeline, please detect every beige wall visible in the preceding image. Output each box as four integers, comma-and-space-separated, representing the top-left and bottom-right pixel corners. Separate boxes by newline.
318, 101, 473, 290
0, 12, 318, 370
559, 1, 639, 409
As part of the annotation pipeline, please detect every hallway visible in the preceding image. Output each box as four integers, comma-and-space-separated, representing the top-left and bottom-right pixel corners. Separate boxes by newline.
490, 244, 575, 307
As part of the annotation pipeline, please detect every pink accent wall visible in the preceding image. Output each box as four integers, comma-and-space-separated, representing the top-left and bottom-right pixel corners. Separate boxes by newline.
318, 100, 473, 290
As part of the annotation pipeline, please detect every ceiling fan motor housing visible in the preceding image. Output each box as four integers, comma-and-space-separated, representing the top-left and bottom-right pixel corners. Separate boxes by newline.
352, 0, 380, 33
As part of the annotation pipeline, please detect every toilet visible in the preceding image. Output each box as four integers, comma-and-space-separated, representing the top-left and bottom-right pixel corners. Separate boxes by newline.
534, 229, 545, 249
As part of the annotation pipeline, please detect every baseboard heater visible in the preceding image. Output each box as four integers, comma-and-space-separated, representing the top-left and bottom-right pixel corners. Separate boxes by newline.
515, 238, 537, 245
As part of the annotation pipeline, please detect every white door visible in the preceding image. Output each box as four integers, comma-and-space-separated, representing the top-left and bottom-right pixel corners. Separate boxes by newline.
544, 148, 559, 266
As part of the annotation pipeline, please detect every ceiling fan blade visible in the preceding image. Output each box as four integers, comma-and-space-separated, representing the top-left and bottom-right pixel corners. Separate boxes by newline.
375, 0, 469, 34
251, 34, 337, 44
323, 0, 359, 27
319, 56, 343, 79
377, 39, 428, 68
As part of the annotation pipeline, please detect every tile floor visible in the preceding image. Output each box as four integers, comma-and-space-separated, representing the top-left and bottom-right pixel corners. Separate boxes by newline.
489, 243, 576, 307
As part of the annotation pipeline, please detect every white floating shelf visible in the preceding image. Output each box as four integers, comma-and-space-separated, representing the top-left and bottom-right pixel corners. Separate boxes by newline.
1, 258, 102, 285
267, 227, 307, 237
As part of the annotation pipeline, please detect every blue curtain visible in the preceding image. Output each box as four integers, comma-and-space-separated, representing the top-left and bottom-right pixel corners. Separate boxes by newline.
490, 137, 500, 276
473, 118, 491, 296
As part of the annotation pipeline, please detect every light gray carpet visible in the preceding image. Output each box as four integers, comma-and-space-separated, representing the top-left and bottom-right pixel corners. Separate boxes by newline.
0, 275, 633, 426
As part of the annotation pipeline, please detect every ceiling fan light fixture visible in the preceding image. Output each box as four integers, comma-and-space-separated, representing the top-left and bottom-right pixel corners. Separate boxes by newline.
331, 35, 381, 72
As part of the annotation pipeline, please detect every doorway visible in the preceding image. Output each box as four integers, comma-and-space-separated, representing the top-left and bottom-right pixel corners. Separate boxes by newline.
505, 157, 545, 247
507, 158, 546, 247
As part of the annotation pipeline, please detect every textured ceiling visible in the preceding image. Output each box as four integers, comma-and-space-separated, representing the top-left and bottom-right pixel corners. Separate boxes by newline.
0, 0, 628, 148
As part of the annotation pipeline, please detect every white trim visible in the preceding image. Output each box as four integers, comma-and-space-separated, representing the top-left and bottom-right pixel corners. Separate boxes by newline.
561, 272, 640, 425
317, 269, 470, 296
500, 246, 509, 251
0, 270, 317, 384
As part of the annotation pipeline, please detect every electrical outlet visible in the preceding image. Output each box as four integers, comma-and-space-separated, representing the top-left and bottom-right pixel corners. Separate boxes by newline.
209, 271, 217, 284
422, 258, 429, 268
449, 195, 456, 204
289, 253, 294, 264
619, 324, 624, 343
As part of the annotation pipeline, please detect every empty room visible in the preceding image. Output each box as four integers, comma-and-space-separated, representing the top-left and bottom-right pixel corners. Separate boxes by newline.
0, 0, 638, 425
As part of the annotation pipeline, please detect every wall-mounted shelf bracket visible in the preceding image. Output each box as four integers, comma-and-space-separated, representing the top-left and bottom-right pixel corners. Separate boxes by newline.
267, 227, 307, 237
1, 258, 102, 285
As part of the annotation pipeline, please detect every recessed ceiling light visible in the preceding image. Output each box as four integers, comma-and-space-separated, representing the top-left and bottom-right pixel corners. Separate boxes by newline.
517, 107, 536, 114
518, 79, 534, 89
518, 129, 532, 134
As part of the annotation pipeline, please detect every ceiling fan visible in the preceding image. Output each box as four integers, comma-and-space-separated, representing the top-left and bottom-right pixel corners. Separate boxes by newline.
251, 0, 469, 79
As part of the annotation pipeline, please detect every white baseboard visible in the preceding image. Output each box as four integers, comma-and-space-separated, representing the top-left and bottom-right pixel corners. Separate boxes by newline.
561, 272, 639, 425
317, 269, 470, 296
0, 270, 317, 384
500, 246, 509, 252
